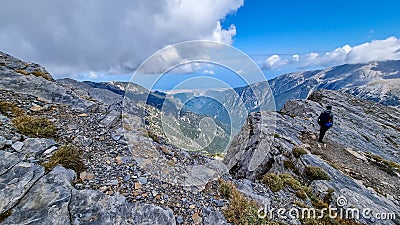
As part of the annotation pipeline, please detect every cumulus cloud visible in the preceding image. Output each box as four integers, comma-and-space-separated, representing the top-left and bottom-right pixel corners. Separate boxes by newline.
304, 37, 400, 67
0, 0, 243, 78
203, 70, 215, 75
263, 37, 400, 72
264, 55, 288, 69
292, 54, 300, 62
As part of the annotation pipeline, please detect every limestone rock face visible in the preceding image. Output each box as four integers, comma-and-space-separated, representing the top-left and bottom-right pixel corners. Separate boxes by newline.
1, 165, 73, 225
70, 190, 176, 225
0, 162, 177, 225
224, 89, 400, 224
0, 51, 96, 112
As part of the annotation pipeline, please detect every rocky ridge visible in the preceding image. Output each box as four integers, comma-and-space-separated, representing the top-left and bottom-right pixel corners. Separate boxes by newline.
225, 89, 400, 224
1, 50, 400, 225
0, 51, 229, 225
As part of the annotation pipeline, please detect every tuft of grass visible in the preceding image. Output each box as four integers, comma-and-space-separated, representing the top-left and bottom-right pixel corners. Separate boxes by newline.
0, 209, 12, 223
31, 70, 53, 81
292, 146, 307, 158
15, 68, 53, 81
42, 145, 86, 176
15, 69, 29, 75
12, 115, 56, 138
0, 101, 25, 117
147, 130, 160, 144
324, 188, 335, 205
295, 190, 307, 200
304, 166, 330, 181
284, 160, 300, 175
262, 173, 284, 192
262, 173, 307, 194
219, 179, 267, 225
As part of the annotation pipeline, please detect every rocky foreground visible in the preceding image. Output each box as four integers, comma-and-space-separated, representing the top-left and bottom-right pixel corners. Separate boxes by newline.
0, 51, 399, 224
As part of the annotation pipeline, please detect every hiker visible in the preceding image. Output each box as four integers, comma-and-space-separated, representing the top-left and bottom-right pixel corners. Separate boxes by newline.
317, 105, 334, 143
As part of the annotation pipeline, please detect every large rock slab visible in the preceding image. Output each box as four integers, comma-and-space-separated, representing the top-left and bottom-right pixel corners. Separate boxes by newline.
0, 52, 96, 112
70, 189, 176, 225
100, 110, 120, 128
1, 166, 75, 225
0, 162, 44, 214
19, 138, 57, 157
0, 151, 22, 175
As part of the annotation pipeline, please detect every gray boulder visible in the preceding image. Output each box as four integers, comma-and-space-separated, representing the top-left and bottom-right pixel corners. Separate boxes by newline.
1, 166, 74, 225
70, 190, 176, 225
0, 162, 45, 215
20, 138, 57, 157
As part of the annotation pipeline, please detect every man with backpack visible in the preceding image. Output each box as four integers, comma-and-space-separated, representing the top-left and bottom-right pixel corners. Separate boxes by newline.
317, 105, 334, 143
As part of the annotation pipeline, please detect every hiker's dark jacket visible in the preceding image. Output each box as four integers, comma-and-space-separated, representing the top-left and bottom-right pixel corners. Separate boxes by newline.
318, 110, 334, 127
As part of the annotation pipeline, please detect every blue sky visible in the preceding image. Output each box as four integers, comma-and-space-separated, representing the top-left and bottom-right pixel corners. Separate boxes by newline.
222, 0, 400, 78
1, 0, 399, 89
150, 0, 400, 89
226, 0, 400, 53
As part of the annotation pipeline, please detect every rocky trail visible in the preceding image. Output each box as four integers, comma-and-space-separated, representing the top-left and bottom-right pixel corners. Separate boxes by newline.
301, 132, 400, 202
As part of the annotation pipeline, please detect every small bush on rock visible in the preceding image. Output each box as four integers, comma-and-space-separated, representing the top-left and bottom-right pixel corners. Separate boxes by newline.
43, 145, 85, 176
12, 115, 56, 138
31, 70, 53, 81
219, 179, 267, 225
292, 146, 307, 158
304, 166, 330, 181
0, 101, 24, 117
15, 69, 29, 75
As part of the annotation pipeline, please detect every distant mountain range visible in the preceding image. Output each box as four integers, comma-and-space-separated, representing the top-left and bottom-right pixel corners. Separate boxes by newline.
161, 60, 400, 127
269, 60, 400, 109
73, 60, 400, 139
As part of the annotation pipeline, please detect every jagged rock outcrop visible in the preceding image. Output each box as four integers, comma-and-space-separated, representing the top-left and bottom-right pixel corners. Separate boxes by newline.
224, 89, 400, 224
0, 161, 176, 225
0, 51, 96, 112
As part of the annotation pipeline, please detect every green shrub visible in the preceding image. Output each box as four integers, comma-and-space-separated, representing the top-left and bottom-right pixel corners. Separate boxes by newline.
31, 70, 53, 81
0, 101, 24, 117
12, 115, 56, 138
292, 146, 307, 158
42, 145, 86, 176
295, 190, 307, 200
219, 180, 267, 225
15, 69, 29, 75
261, 173, 284, 192
304, 166, 330, 181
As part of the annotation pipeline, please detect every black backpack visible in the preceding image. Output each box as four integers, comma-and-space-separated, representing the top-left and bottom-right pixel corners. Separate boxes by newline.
318, 111, 332, 126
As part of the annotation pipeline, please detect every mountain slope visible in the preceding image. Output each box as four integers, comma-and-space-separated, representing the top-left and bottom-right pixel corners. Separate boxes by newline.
224, 89, 400, 224
269, 60, 400, 109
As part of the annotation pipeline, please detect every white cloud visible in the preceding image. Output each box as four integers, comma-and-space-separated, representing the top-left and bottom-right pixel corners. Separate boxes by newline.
0, 0, 244, 78
88, 71, 98, 79
292, 54, 300, 62
264, 55, 288, 69
304, 37, 400, 67
203, 70, 215, 75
